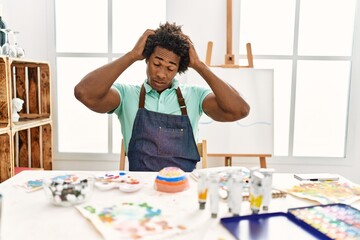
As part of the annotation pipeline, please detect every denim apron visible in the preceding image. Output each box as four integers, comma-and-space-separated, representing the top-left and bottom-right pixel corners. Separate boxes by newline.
127, 84, 200, 172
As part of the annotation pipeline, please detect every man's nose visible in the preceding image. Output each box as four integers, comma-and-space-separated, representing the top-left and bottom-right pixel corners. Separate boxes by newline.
156, 69, 166, 80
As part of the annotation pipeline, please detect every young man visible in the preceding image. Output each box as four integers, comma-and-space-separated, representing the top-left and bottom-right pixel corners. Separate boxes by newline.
74, 22, 250, 172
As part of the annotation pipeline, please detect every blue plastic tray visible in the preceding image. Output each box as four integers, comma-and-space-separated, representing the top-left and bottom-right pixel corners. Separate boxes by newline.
220, 212, 332, 240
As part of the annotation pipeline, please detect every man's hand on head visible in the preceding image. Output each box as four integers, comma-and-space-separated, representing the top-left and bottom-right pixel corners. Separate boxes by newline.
131, 29, 156, 61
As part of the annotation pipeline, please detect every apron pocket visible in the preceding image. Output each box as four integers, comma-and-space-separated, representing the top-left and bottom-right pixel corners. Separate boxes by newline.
157, 126, 184, 156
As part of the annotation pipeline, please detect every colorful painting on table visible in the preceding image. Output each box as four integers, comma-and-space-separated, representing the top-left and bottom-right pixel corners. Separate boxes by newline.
76, 201, 188, 240
286, 181, 360, 204
17, 179, 43, 192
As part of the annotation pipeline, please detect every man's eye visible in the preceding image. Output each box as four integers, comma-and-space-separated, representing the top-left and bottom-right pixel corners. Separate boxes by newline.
154, 63, 160, 66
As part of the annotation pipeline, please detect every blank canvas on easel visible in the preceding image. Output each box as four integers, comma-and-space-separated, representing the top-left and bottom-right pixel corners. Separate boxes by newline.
186, 68, 274, 155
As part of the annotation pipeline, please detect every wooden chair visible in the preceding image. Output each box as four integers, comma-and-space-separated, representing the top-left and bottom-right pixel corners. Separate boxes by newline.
196, 139, 208, 169
119, 139, 208, 170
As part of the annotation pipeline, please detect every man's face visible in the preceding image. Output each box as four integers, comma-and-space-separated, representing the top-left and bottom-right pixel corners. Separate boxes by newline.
146, 46, 180, 93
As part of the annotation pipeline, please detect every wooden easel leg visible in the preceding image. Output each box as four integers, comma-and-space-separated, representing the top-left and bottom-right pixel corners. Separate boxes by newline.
259, 156, 267, 168
225, 156, 232, 166
205, 41, 213, 66
246, 43, 254, 68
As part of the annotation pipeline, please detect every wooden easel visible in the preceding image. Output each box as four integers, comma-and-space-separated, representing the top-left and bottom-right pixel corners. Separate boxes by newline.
205, 0, 254, 68
207, 153, 271, 168
205, 1, 272, 167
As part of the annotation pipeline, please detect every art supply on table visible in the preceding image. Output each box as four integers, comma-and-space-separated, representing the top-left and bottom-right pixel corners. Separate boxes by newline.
288, 203, 360, 240
154, 167, 189, 193
242, 189, 287, 201
259, 168, 275, 211
294, 173, 339, 181
209, 172, 220, 218
76, 201, 189, 240
43, 173, 95, 207
220, 212, 332, 240
197, 171, 208, 210
95, 171, 127, 183
228, 171, 243, 216
249, 171, 264, 214
286, 180, 360, 204
18, 179, 43, 192
95, 171, 142, 192
249, 166, 260, 179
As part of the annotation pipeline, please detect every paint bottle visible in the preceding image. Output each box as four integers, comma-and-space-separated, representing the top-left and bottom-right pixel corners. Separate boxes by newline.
228, 171, 243, 216
259, 168, 275, 211
249, 171, 264, 214
209, 172, 220, 218
197, 171, 208, 210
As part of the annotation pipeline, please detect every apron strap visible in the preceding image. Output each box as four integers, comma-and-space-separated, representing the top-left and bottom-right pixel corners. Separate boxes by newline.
176, 87, 188, 116
139, 84, 146, 109
139, 84, 188, 115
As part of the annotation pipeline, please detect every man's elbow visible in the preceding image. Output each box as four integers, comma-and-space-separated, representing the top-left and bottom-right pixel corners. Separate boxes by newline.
242, 103, 250, 118
234, 103, 250, 121
74, 84, 87, 104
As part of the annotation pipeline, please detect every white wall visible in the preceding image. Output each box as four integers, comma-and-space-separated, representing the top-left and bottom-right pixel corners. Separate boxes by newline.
2, 0, 360, 183
1, 0, 52, 61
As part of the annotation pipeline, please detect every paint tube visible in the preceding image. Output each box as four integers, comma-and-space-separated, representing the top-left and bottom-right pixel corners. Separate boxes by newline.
197, 171, 208, 210
228, 171, 243, 216
209, 172, 220, 218
226, 172, 234, 212
259, 168, 275, 211
249, 166, 260, 179
249, 171, 264, 214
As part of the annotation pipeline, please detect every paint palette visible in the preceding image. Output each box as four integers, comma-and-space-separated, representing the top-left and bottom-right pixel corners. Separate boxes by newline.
288, 203, 360, 240
95, 171, 143, 192
221, 204, 360, 240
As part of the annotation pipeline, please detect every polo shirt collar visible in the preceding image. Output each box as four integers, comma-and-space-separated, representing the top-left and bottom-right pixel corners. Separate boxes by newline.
143, 79, 179, 93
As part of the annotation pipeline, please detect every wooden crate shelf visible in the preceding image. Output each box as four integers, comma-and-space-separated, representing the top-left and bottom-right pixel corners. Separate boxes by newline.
13, 123, 52, 171
0, 57, 10, 128
10, 58, 51, 123
0, 57, 53, 182
0, 130, 13, 182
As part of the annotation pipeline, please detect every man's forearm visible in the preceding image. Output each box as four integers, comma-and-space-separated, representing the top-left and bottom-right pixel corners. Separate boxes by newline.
193, 61, 249, 115
75, 51, 138, 99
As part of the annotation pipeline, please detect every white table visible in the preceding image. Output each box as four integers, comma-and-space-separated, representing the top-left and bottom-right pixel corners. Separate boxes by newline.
0, 170, 359, 240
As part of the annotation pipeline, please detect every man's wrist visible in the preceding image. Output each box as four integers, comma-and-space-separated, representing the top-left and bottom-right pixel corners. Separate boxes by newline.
192, 60, 207, 72
126, 51, 141, 63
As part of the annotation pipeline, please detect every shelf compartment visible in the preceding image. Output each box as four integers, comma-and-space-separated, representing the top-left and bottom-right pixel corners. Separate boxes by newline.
10, 59, 51, 122
0, 57, 10, 127
14, 123, 52, 172
0, 131, 13, 182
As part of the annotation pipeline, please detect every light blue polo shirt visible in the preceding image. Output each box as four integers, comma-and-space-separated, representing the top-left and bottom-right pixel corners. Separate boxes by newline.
111, 79, 212, 151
